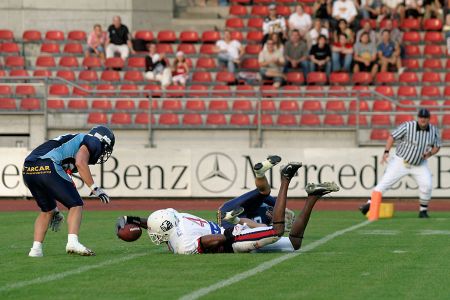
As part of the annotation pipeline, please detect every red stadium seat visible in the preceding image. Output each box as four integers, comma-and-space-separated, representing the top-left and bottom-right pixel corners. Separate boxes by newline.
73, 84, 92, 96
33, 70, 52, 77
330, 72, 350, 85
185, 99, 206, 111
422, 72, 441, 84
247, 18, 263, 29
324, 114, 344, 126
166, 85, 185, 97
352, 72, 372, 85
15, 85, 35, 97
395, 114, 414, 125
188, 85, 209, 97
424, 32, 444, 43
119, 84, 139, 96
251, 5, 269, 16
370, 129, 390, 140
276, 114, 297, 126
371, 115, 391, 126
423, 59, 443, 70
63, 43, 83, 54
226, 18, 245, 29
0, 29, 14, 40
230, 114, 250, 126
144, 85, 162, 97
5, 56, 24, 68
0, 98, 16, 110
82, 56, 103, 69
138, 98, 158, 110
442, 129, 450, 140
236, 85, 256, 97
212, 85, 231, 97
302, 100, 322, 112
232, 100, 253, 111
183, 114, 203, 125
375, 86, 394, 97
162, 99, 183, 111
209, 100, 229, 111
206, 114, 227, 125
446, 73, 450, 83
36, 56, 56, 68
380, 19, 398, 29
196, 57, 216, 69
111, 113, 132, 125
307, 72, 327, 85
421, 86, 441, 98
179, 31, 199, 43
96, 84, 115, 97
1, 42, 20, 54
157, 30, 177, 43
286, 72, 304, 84
245, 44, 262, 55
424, 45, 443, 57
349, 100, 369, 112
216, 71, 235, 84
124, 70, 144, 82
201, 31, 220, 43
87, 112, 108, 124
105, 57, 124, 69
9, 69, 29, 77
282, 85, 301, 97
328, 85, 348, 97
399, 72, 419, 84
101, 70, 121, 82
419, 100, 439, 111
403, 31, 420, 43
177, 43, 196, 55
396, 99, 416, 111
375, 72, 395, 84
229, 5, 247, 16
347, 114, 368, 126
402, 59, 419, 70
0, 86, 12, 95
400, 19, 420, 30
279, 100, 299, 111
45, 30, 64, 41
59, 56, 79, 68
156, 43, 173, 54
442, 114, 450, 125
405, 45, 420, 57
49, 84, 70, 96
192, 72, 212, 83
40, 43, 60, 53
373, 100, 393, 111
67, 30, 86, 41
135, 113, 155, 125
260, 99, 276, 111
135, 30, 154, 41
276, 5, 292, 16
230, 31, 243, 41
127, 57, 145, 69
423, 18, 443, 31
92, 99, 112, 110
300, 114, 321, 126
115, 100, 136, 111
20, 98, 41, 110
22, 30, 41, 41
397, 86, 417, 98
199, 44, 216, 55
305, 85, 325, 97
78, 70, 98, 82
253, 114, 273, 126
68, 99, 88, 110
47, 99, 65, 110
325, 100, 346, 112
261, 86, 279, 98
56, 70, 75, 81
247, 31, 263, 43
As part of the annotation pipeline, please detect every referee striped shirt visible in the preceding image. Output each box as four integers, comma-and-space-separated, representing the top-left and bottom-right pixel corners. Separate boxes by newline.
391, 121, 441, 166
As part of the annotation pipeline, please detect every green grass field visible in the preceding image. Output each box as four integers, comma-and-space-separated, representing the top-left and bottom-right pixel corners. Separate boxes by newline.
1, 210, 450, 300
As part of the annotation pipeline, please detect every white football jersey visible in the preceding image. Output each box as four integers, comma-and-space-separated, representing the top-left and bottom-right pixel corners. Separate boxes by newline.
167, 212, 222, 255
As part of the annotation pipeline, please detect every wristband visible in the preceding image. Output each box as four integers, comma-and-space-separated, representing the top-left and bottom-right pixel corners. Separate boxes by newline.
89, 183, 99, 191
384, 150, 389, 154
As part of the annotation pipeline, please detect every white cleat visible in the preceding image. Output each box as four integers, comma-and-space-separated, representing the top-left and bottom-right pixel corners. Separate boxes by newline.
28, 248, 43, 257
253, 155, 282, 176
66, 242, 95, 256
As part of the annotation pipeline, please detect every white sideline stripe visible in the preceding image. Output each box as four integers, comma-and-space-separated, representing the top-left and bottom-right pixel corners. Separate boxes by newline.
180, 220, 371, 300
0, 252, 147, 293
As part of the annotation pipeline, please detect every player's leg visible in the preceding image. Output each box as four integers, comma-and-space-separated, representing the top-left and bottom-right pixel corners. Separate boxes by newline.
410, 163, 433, 218
289, 182, 340, 250
253, 155, 282, 194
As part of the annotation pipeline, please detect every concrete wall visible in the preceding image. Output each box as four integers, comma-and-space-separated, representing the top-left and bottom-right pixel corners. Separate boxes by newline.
0, 0, 173, 35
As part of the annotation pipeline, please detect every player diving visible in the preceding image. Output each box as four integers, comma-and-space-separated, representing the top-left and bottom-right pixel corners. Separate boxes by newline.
24, 125, 115, 257
115, 155, 339, 254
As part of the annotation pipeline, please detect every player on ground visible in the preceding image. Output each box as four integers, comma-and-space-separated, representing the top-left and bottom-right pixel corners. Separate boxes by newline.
217, 155, 296, 232
359, 108, 441, 218
116, 156, 339, 254
23, 125, 115, 257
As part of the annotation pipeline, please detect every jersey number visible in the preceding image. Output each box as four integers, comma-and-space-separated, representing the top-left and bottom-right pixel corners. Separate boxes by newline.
184, 217, 208, 227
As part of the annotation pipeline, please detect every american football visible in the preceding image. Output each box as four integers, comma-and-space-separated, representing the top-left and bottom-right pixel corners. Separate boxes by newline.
117, 223, 142, 242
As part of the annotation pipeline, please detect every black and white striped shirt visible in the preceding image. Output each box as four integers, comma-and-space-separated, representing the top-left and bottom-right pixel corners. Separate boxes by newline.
391, 121, 441, 165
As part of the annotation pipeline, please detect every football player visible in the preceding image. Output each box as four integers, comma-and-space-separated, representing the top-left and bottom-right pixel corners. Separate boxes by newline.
116, 156, 339, 254
24, 125, 115, 257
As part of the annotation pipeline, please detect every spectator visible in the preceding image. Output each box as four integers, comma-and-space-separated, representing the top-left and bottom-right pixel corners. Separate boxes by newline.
358, 0, 383, 19
215, 29, 244, 73
309, 35, 332, 75
353, 32, 379, 78
379, 19, 404, 57
332, 0, 358, 25
382, 0, 404, 22
144, 43, 172, 88
313, 0, 332, 21
264, 32, 284, 53
258, 40, 286, 87
404, 0, 422, 20
86, 24, 106, 60
262, 4, 287, 45
105, 16, 134, 59
423, 0, 443, 20
171, 51, 189, 86
334, 19, 355, 44
377, 30, 403, 73
332, 33, 353, 72
288, 4, 313, 37
283, 29, 309, 78
307, 19, 330, 47
356, 21, 377, 47
444, 14, 450, 55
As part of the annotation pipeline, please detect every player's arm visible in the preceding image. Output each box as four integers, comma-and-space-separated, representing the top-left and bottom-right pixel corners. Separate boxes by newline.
381, 135, 395, 164
116, 216, 148, 235
237, 218, 266, 228
199, 234, 227, 253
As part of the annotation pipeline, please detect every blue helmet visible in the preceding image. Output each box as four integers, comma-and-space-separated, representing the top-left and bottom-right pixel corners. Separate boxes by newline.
88, 125, 115, 164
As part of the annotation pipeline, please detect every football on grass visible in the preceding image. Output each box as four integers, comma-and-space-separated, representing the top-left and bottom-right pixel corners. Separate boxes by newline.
117, 223, 142, 242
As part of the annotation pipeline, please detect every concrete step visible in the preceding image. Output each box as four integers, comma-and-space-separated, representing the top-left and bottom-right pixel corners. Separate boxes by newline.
171, 18, 224, 31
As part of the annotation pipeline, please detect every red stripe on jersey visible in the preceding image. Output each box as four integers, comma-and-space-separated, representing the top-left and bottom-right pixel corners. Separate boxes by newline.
196, 238, 204, 254
234, 228, 277, 242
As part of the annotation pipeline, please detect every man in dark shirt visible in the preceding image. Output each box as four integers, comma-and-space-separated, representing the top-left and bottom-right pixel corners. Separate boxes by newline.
105, 15, 134, 59
309, 34, 331, 75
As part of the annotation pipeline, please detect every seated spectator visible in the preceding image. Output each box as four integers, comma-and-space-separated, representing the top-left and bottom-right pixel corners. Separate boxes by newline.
382, 0, 404, 23
258, 40, 286, 87
353, 32, 379, 78
313, 0, 332, 21
444, 14, 450, 55
144, 43, 171, 88
404, 0, 422, 20
377, 30, 403, 73
263, 4, 287, 45
264, 33, 284, 53
283, 30, 309, 78
332, 0, 357, 27
379, 19, 404, 57
334, 19, 355, 44
307, 19, 330, 47
172, 51, 189, 86
356, 21, 377, 47
105, 16, 135, 59
332, 33, 353, 72
423, 0, 443, 20
86, 24, 106, 60
309, 35, 332, 75
358, 0, 383, 20
215, 29, 244, 73
288, 4, 313, 37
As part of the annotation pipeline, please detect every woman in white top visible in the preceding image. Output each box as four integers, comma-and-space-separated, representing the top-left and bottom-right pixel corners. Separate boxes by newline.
215, 29, 244, 73
288, 4, 312, 37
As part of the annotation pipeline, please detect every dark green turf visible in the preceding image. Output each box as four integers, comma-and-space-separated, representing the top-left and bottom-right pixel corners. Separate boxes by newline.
1, 210, 449, 300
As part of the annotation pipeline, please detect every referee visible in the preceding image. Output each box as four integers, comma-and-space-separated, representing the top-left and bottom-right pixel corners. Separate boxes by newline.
360, 108, 441, 218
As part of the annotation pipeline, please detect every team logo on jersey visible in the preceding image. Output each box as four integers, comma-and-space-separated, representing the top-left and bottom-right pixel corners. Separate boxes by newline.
23, 165, 51, 175
160, 220, 173, 232
196, 152, 237, 193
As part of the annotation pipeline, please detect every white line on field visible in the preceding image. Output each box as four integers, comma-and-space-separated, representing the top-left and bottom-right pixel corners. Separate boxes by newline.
179, 220, 372, 300
0, 252, 147, 293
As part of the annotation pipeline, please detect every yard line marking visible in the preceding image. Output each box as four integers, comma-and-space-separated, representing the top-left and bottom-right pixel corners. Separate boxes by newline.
0, 252, 147, 293
180, 220, 371, 300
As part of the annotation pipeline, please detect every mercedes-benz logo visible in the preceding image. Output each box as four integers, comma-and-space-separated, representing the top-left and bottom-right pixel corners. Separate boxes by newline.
196, 152, 237, 193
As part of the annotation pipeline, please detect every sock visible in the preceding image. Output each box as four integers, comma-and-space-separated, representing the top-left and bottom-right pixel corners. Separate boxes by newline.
420, 204, 428, 212
254, 160, 273, 178
32, 241, 42, 250
68, 234, 79, 245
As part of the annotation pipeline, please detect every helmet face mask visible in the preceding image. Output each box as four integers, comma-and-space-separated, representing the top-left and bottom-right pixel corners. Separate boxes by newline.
147, 209, 179, 245
88, 126, 115, 164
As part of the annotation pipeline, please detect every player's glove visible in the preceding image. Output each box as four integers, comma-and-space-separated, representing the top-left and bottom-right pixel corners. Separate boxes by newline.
49, 210, 64, 232
90, 187, 110, 203
115, 216, 142, 235
284, 208, 295, 232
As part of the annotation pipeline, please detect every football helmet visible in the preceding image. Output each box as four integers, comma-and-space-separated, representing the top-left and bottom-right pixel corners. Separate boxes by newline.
88, 125, 115, 164
147, 209, 179, 245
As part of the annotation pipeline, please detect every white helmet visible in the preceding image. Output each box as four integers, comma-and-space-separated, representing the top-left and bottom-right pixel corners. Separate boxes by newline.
147, 208, 179, 245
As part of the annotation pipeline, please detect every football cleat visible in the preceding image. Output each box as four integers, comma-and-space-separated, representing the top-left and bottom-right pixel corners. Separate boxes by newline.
49, 210, 64, 232
280, 162, 302, 180
418, 211, 430, 218
28, 248, 43, 257
359, 202, 370, 215
253, 155, 282, 175
66, 243, 96, 256
221, 207, 245, 224
306, 182, 340, 196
